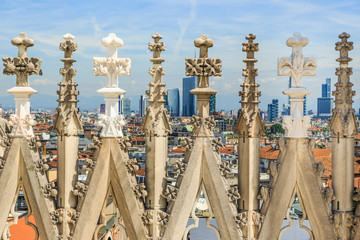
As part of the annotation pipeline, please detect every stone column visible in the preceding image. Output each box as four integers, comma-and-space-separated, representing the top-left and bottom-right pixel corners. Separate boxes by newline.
235, 34, 264, 239
3, 33, 43, 138
93, 33, 130, 137
143, 33, 171, 238
185, 35, 221, 118
329, 32, 357, 239
53, 33, 83, 238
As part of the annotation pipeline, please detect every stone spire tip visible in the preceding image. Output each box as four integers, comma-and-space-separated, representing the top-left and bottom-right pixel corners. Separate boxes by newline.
102, 33, 123, 48
63, 33, 75, 41
286, 32, 309, 48
11, 32, 34, 48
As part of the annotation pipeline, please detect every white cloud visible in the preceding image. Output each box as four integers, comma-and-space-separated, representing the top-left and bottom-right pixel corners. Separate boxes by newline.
223, 83, 232, 90
172, 0, 197, 62
260, 77, 277, 83
91, 16, 101, 35
32, 79, 56, 86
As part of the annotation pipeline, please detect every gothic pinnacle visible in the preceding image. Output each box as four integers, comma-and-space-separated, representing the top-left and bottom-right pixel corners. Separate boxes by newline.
235, 34, 263, 138
3, 33, 42, 87
3, 33, 41, 137
143, 33, 171, 135
53, 33, 83, 135
186, 35, 221, 118
94, 33, 130, 137
330, 32, 357, 137
279, 33, 316, 138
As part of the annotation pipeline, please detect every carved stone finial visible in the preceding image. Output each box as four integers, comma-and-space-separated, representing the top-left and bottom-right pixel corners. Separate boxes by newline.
185, 35, 221, 117
143, 33, 171, 137
330, 32, 358, 137
279, 33, 316, 138
53, 33, 83, 136
94, 33, 130, 138
4, 33, 42, 87
101, 33, 123, 58
194, 34, 213, 58
235, 34, 264, 138
186, 35, 221, 89
11, 32, 34, 58
148, 33, 165, 60
279, 32, 316, 88
3, 33, 41, 138
63, 33, 75, 41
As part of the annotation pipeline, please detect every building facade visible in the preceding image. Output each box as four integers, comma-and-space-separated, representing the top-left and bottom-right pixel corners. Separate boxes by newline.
317, 78, 332, 117
165, 88, 180, 117
267, 99, 279, 122
182, 76, 196, 116
210, 94, 216, 114
122, 97, 131, 117
139, 95, 147, 117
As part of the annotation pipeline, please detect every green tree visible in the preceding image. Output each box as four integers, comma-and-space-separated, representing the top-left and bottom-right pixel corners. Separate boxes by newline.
270, 123, 285, 135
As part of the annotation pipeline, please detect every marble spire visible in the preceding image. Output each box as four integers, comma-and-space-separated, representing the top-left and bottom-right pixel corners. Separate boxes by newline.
185, 35, 221, 118
278, 32, 316, 138
93, 33, 130, 137
53, 33, 83, 135
3, 33, 42, 138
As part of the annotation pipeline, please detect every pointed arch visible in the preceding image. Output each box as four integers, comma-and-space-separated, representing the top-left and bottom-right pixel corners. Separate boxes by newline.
258, 138, 336, 239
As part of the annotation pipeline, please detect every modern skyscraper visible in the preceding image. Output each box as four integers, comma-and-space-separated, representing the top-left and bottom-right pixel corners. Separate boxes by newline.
119, 95, 123, 114
281, 103, 290, 116
122, 97, 131, 116
100, 104, 105, 114
139, 95, 147, 117
267, 99, 279, 122
317, 78, 332, 117
322, 78, 331, 97
165, 88, 180, 117
209, 94, 216, 115
182, 76, 196, 116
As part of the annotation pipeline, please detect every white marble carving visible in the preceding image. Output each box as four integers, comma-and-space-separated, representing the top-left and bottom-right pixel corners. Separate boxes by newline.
4, 33, 41, 138
93, 33, 130, 137
278, 33, 316, 138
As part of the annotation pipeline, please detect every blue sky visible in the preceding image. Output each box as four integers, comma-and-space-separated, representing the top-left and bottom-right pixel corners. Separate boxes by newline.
0, 0, 360, 112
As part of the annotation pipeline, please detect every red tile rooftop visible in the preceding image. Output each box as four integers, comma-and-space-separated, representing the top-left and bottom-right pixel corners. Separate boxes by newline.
260, 147, 360, 182
9, 214, 37, 240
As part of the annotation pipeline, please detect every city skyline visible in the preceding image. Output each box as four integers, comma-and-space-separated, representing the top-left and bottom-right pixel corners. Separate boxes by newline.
1, 1, 360, 112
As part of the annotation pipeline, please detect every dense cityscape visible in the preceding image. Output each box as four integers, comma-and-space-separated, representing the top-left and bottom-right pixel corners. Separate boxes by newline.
6, 74, 360, 238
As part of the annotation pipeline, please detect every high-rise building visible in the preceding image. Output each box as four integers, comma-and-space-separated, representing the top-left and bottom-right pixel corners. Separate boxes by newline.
209, 94, 216, 115
122, 97, 131, 117
267, 99, 279, 122
100, 104, 105, 114
165, 88, 180, 117
322, 78, 331, 98
281, 103, 290, 116
317, 78, 332, 118
139, 95, 147, 117
182, 76, 196, 116
119, 95, 123, 114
